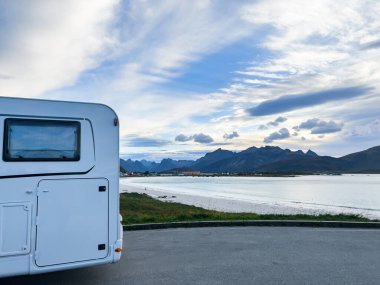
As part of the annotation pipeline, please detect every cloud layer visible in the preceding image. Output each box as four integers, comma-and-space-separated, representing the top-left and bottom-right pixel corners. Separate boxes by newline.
2, 1, 380, 160
123, 135, 171, 147
0, 0, 118, 98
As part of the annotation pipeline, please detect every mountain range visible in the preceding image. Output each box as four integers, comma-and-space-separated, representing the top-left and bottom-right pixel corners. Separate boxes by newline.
120, 145, 380, 174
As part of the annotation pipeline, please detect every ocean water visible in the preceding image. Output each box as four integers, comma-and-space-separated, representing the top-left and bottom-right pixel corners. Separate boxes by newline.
121, 175, 380, 218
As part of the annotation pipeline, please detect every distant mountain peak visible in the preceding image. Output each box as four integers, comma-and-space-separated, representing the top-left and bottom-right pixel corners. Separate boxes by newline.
262, 146, 283, 152
263, 145, 281, 150
306, 149, 318, 156
204, 148, 233, 156
161, 158, 173, 162
242, 146, 258, 152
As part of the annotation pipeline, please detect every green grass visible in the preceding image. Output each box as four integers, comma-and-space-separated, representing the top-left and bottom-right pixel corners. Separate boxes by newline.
120, 192, 377, 225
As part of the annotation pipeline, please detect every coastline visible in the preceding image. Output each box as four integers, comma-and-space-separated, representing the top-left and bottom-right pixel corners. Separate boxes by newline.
120, 177, 380, 219
120, 180, 334, 216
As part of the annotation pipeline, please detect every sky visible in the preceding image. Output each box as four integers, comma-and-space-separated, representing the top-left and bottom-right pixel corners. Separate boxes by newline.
1, 0, 380, 161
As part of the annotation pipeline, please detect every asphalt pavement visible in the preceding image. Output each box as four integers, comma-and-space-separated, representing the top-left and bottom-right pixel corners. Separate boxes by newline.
2, 227, 380, 285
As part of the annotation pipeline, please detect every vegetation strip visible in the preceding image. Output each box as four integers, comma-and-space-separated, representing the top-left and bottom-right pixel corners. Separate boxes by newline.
120, 193, 379, 226
123, 220, 380, 231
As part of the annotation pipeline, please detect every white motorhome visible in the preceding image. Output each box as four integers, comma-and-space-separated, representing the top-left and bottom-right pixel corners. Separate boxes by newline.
0, 97, 122, 278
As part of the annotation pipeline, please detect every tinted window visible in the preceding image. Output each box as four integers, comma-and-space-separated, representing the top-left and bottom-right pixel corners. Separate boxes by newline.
3, 119, 80, 161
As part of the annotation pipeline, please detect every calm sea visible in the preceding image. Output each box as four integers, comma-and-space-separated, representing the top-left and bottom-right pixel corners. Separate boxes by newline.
122, 175, 380, 218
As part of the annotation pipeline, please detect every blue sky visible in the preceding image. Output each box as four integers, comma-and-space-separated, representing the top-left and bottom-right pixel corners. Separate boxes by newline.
1, 0, 380, 161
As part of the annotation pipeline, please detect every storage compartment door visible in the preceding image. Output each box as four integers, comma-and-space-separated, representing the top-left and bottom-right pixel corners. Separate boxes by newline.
36, 179, 109, 267
0, 203, 32, 256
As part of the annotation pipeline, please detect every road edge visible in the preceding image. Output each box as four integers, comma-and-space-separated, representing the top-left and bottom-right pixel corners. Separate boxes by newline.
123, 220, 380, 231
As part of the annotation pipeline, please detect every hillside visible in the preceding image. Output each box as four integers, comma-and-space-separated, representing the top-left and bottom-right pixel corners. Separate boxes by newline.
120, 158, 193, 173
340, 146, 380, 173
120, 145, 380, 174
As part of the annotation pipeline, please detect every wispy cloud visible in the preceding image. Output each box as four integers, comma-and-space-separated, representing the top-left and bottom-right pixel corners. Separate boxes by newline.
258, 125, 268, 130
112, 1, 252, 94
0, 0, 119, 98
247, 86, 372, 116
360, 39, 380, 50
123, 135, 171, 147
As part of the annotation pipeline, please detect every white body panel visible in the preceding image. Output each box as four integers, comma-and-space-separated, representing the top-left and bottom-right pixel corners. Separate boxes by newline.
0, 97, 122, 278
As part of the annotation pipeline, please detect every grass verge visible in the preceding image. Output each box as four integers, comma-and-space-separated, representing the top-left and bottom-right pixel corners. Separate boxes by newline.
120, 192, 377, 225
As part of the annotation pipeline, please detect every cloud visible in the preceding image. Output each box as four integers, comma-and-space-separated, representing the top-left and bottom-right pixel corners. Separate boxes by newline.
275, 116, 287, 123
311, 121, 343, 134
175, 134, 193, 142
210, 142, 233, 146
258, 125, 268, 130
350, 119, 380, 137
0, 0, 118, 98
0, 1, 251, 137
247, 86, 373, 116
299, 118, 320, 129
264, 128, 290, 143
223, 131, 239, 139
175, 133, 214, 144
361, 39, 380, 50
298, 118, 343, 134
123, 135, 171, 147
0, 74, 12, 80
112, 1, 252, 93
192, 133, 214, 144
267, 116, 288, 126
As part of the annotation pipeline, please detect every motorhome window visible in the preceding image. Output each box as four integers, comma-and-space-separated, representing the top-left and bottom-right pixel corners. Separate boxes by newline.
3, 119, 80, 161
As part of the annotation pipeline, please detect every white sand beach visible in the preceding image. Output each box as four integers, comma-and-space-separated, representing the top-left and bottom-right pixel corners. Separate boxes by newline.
120, 180, 336, 216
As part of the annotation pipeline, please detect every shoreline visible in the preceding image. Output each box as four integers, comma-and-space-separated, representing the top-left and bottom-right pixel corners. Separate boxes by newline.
119, 178, 380, 219
120, 182, 355, 217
